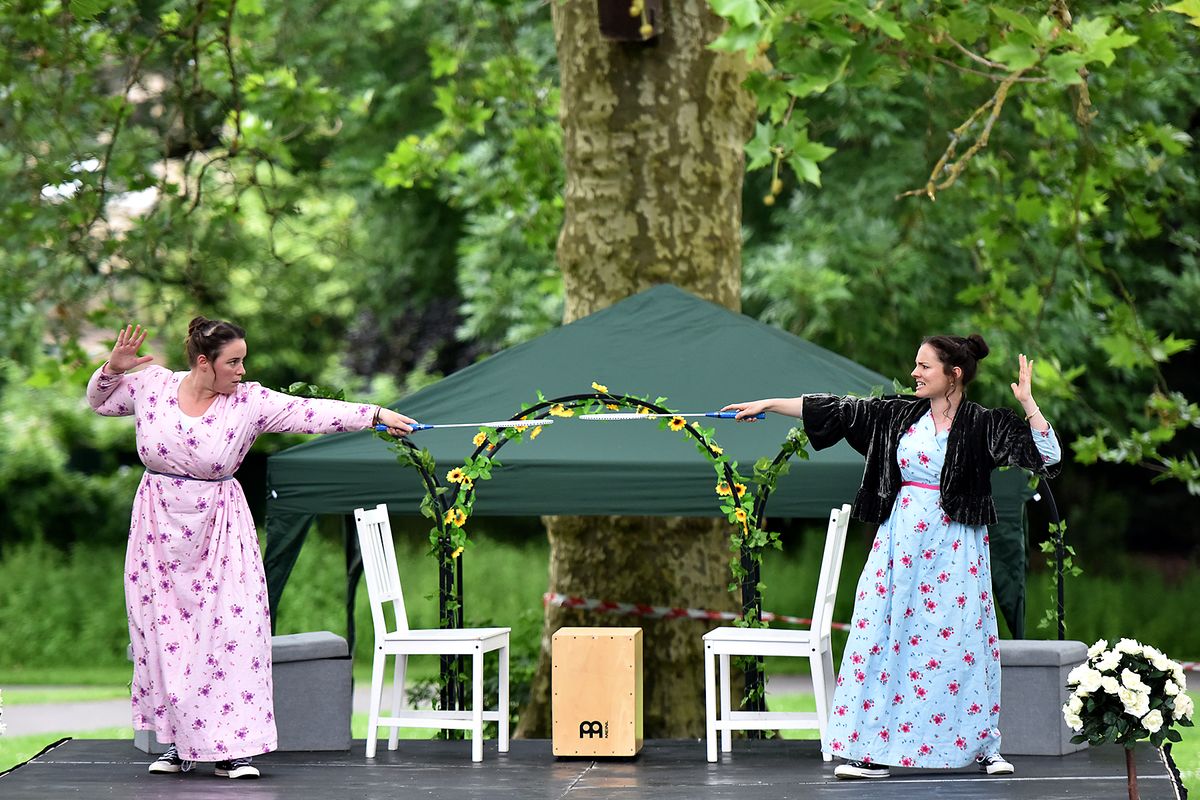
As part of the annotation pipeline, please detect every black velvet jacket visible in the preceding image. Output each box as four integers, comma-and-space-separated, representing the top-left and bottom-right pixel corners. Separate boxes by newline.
802, 394, 1057, 526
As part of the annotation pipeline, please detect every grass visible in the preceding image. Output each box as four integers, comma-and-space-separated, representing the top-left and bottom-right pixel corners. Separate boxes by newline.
2, 687, 128, 705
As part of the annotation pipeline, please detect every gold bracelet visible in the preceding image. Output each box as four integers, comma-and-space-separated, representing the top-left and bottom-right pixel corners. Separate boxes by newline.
1024, 407, 1041, 421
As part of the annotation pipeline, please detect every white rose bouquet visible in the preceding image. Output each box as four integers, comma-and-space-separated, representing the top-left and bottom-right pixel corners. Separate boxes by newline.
1063, 638, 1194, 749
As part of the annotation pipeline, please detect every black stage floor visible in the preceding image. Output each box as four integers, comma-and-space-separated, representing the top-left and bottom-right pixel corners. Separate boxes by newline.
0, 738, 1186, 800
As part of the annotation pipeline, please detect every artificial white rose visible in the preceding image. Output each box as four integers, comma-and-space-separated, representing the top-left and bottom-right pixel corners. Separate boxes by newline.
1115, 638, 1144, 656
1068, 694, 1083, 714
1095, 652, 1122, 673
1121, 668, 1148, 693
1175, 693, 1194, 720
1142, 709, 1164, 734
1118, 687, 1150, 718
1064, 710, 1084, 732
1173, 668, 1188, 690
1077, 668, 1104, 694
1165, 680, 1180, 697
1067, 663, 1089, 686
1145, 647, 1175, 673
1101, 676, 1122, 695
1088, 639, 1110, 659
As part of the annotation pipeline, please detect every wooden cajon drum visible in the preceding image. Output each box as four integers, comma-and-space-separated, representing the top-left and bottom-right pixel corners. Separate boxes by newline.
552, 627, 644, 757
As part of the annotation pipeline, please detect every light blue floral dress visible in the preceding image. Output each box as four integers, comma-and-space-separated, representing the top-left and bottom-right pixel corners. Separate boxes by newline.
823, 411, 1061, 767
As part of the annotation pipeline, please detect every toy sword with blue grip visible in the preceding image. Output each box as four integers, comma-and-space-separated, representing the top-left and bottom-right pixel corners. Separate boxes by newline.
578, 411, 766, 421
375, 419, 554, 433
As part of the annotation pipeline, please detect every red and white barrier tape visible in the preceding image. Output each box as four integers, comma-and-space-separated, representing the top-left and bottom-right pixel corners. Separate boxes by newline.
542, 592, 851, 631
543, 592, 1200, 670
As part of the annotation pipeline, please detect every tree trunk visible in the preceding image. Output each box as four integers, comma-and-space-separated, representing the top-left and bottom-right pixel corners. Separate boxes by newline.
515, 0, 755, 738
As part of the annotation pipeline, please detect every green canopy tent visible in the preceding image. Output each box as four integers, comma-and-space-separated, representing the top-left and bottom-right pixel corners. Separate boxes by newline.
265, 285, 1034, 637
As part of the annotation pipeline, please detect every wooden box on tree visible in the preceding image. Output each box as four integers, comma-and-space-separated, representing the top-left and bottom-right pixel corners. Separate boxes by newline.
552, 627, 644, 756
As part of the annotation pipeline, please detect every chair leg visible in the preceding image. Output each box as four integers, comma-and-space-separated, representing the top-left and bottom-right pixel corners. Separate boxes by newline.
816, 645, 836, 762
704, 645, 717, 763
389, 653, 407, 751
719, 653, 732, 753
366, 648, 386, 759
498, 641, 510, 753
471, 648, 484, 762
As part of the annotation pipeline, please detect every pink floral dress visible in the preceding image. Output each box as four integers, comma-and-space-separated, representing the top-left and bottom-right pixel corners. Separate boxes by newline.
87, 364, 376, 761
823, 410, 1061, 767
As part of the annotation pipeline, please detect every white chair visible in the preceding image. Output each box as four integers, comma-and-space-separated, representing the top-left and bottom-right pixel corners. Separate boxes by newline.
703, 503, 852, 762
354, 504, 510, 762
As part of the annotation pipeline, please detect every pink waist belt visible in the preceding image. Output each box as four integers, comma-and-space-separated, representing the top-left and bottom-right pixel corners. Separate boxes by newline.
901, 480, 940, 490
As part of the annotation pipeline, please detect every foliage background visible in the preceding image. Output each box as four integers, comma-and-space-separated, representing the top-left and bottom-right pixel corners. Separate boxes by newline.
0, 0, 1197, 674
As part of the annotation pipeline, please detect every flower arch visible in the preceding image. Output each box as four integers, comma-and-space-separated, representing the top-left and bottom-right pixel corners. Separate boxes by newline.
378, 384, 811, 715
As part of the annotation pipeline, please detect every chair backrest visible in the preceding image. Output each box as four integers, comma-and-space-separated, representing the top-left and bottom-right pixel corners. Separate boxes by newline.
354, 504, 410, 637
811, 503, 852, 639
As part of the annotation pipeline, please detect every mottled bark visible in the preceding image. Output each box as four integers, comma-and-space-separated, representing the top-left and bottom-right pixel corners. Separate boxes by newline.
516, 0, 756, 738
553, 0, 753, 324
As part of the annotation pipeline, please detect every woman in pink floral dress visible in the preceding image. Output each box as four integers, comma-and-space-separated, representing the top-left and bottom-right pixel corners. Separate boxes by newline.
725, 335, 1060, 780
88, 318, 415, 778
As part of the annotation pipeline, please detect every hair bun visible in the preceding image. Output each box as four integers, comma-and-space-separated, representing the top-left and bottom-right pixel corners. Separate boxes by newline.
965, 333, 989, 360
187, 315, 212, 335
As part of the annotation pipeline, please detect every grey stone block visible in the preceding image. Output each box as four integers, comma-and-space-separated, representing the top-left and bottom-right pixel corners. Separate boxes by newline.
998, 639, 1089, 756
130, 631, 351, 754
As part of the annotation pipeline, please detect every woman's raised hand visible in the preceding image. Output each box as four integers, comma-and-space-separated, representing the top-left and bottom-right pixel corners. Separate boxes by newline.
106, 324, 154, 374
1010, 353, 1036, 406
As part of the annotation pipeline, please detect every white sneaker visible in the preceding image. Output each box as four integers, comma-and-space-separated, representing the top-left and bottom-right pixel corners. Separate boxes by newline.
834, 760, 891, 779
977, 754, 1015, 775
214, 757, 260, 779
147, 745, 195, 774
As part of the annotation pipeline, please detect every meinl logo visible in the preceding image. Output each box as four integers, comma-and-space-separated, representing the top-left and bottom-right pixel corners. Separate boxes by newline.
578, 720, 608, 739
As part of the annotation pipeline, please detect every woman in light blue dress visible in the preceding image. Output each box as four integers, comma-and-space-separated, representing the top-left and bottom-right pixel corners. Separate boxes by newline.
725, 334, 1061, 780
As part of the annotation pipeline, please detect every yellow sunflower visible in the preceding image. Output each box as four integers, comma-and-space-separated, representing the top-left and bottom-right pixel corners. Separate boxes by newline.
446, 467, 465, 484
735, 483, 747, 498
472, 432, 487, 447
591, 381, 609, 393
668, 416, 687, 431
549, 403, 575, 418
460, 476, 474, 490
606, 403, 620, 411
529, 425, 543, 440
637, 406, 653, 415
734, 507, 748, 524
443, 508, 459, 527
454, 508, 468, 527
715, 482, 732, 497
451, 546, 465, 559
709, 443, 724, 455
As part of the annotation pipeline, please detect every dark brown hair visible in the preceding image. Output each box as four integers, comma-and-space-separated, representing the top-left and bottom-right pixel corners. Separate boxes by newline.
922, 333, 990, 389
185, 316, 245, 366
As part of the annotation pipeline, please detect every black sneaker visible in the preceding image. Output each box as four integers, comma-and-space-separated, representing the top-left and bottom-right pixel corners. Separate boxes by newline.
834, 759, 891, 779
977, 754, 1015, 775
214, 757, 260, 779
147, 745, 195, 774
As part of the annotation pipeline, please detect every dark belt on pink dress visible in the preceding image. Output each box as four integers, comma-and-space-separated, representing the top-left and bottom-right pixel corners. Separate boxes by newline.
146, 468, 234, 482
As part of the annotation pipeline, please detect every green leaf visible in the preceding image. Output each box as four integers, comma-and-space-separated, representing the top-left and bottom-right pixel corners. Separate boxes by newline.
1043, 52, 1088, 85
708, 25, 762, 56
69, 0, 107, 19
990, 7, 1041, 39
986, 41, 1040, 71
709, 0, 761, 28
1165, 0, 1200, 26
745, 122, 774, 171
